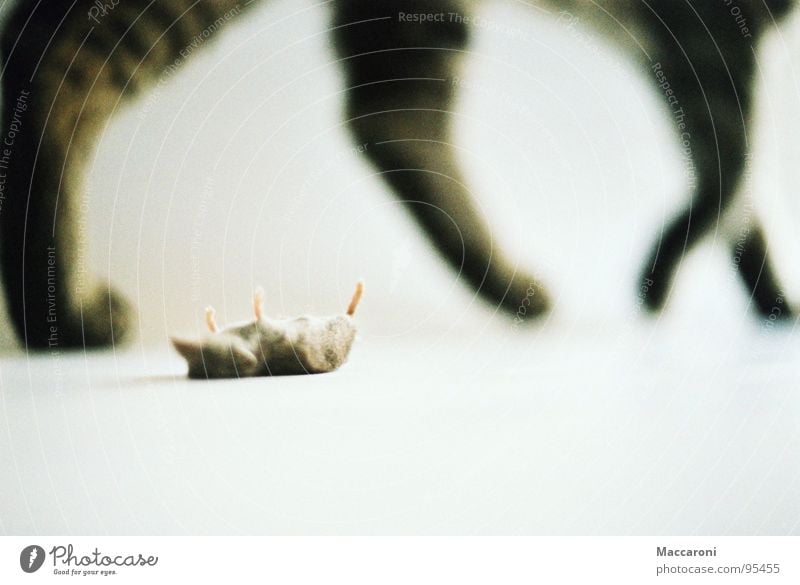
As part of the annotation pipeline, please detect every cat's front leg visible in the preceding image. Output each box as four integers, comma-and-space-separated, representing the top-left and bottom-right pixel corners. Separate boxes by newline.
0, 0, 250, 348
0, 50, 135, 348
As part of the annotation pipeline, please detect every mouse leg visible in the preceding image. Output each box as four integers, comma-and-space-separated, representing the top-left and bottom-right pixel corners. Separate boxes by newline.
205, 307, 220, 333
253, 287, 265, 321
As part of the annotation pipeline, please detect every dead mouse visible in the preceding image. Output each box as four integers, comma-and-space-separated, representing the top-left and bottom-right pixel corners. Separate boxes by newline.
172, 282, 364, 379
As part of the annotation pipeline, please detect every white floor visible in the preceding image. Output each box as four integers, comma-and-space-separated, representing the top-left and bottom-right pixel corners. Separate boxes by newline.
2, 315, 799, 535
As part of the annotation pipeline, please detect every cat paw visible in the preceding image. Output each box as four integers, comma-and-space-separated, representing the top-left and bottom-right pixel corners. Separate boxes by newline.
750, 295, 796, 323
72, 286, 136, 348
504, 279, 550, 326
638, 272, 668, 313
22, 286, 136, 349
477, 269, 550, 325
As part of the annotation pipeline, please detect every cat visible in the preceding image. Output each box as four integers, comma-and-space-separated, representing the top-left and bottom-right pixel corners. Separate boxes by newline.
0, 0, 794, 349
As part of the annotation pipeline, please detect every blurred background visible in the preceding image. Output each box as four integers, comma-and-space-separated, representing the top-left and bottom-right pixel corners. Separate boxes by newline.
2, 0, 800, 349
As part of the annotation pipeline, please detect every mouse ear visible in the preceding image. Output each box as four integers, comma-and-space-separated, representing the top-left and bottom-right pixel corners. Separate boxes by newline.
171, 337, 202, 361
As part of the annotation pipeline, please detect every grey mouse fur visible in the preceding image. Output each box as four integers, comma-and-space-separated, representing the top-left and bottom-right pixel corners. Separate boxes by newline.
172, 282, 363, 379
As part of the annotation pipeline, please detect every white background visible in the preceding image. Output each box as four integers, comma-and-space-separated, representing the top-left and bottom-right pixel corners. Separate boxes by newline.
1, 0, 800, 535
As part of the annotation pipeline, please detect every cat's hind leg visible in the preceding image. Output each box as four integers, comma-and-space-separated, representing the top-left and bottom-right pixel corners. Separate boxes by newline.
333, 0, 550, 321
732, 224, 793, 320
637, 3, 791, 318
